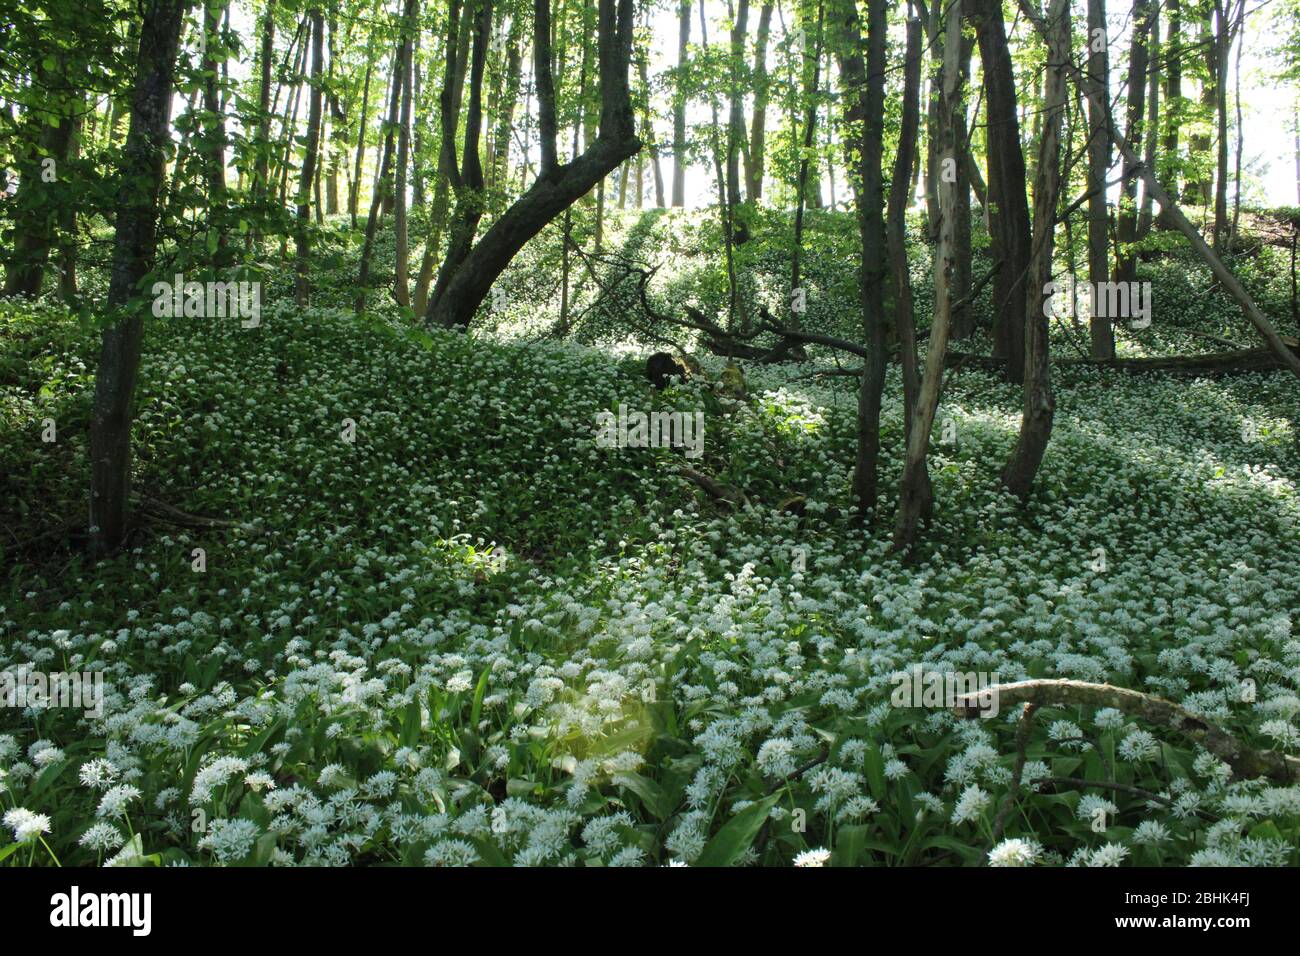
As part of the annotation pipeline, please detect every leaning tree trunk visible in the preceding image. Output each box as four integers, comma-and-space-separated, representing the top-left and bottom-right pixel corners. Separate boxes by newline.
1085, 0, 1115, 357
294, 7, 325, 305
1001, 0, 1068, 500
426, 0, 494, 316
90, 0, 188, 553
895, 0, 964, 551
1014, 0, 1300, 380
972, 0, 1031, 384
426, 0, 642, 330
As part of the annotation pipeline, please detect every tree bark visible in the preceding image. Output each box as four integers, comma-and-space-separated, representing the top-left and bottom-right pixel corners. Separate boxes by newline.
972, 0, 1031, 383
1001, 0, 1067, 501
1015, 0, 1300, 380
1085, 0, 1115, 357
895, 0, 964, 550
393, 0, 419, 308
834, 0, 887, 519
671, 0, 690, 206
745, 2, 774, 200
90, 0, 188, 552
887, 16, 933, 518
355, 37, 406, 312
294, 8, 325, 305
426, 0, 641, 329
1114, 0, 1153, 284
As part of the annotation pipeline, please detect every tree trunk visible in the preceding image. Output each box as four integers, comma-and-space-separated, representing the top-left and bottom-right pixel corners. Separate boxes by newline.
1085, 0, 1115, 357
90, 0, 188, 553
671, 0, 690, 207
426, 0, 642, 330
1212, 0, 1230, 252
972, 0, 1031, 383
1137, 3, 1160, 240
428, 0, 494, 313
895, 0, 965, 549
393, 0, 418, 308
355, 37, 406, 312
834, 0, 887, 519
1161, 0, 1181, 201
727, 0, 750, 218
746, 2, 774, 200
294, 8, 325, 305
201, 0, 228, 256
1115, 0, 1152, 284
949, 31, 973, 339
887, 16, 933, 518
1015, 0, 1300, 380
637, 41, 666, 207
1001, 0, 1067, 500
2, 109, 77, 297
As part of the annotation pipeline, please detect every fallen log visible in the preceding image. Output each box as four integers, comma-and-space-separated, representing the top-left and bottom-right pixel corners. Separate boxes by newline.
823, 346, 1294, 379
953, 678, 1300, 783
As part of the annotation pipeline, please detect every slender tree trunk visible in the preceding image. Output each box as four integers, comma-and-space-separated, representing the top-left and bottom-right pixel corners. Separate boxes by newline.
3, 109, 77, 297
355, 33, 407, 312
672, 0, 690, 207
746, 2, 774, 200
790, 2, 824, 316
888, 16, 933, 518
949, 32, 973, 339
1184, 11, 1215, 207
201, 0, 228, 256
394, 0, 419, 308
637, 41, 666, 207
1212, 0, 1230, 251
1002, 0, 1067, 500
896, 0, 964, 549
1161, 0, 1182, 202
1137, 4, 1160, 240
295, 8, 325, 305
350, 56, 373, 228
727, 0, 751, 221
1086, 0, 1115, 356
90, 0, 188, 553
1115, 0, 1152, 284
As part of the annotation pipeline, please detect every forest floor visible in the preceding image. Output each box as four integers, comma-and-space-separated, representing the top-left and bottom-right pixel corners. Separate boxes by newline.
2, 207, 1300, 866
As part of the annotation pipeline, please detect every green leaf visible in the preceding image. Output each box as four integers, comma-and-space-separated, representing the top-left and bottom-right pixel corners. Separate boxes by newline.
694, 794, 780, 867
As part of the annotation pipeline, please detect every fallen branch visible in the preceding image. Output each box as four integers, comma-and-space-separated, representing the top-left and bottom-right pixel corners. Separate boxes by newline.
677, 466, 750, 509
953, 678, 1300, 783
135, 495, 259, 534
